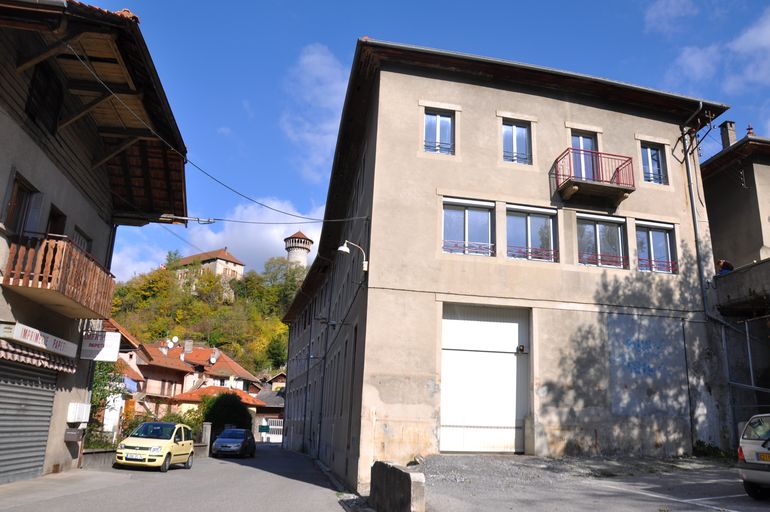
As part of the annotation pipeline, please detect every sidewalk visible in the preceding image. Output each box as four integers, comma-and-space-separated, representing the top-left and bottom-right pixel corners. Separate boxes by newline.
0, 470, 132, 511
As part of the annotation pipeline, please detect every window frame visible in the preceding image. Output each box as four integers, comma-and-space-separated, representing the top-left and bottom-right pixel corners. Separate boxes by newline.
636, 220, 677, 273
3, 172, 40, 236
505, 204, 558, 262
424, 109, 455, 155
442, 198, 495, 257
576, 213, 627, 268
501, 119, 532, 164
640, 142, 668, 185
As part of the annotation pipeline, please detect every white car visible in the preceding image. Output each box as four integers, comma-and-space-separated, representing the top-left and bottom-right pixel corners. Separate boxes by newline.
738, 413, 770, 500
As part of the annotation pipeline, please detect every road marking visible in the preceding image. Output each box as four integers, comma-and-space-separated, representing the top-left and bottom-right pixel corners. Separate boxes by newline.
685, 493, 747, 502
589, 482, 742, 512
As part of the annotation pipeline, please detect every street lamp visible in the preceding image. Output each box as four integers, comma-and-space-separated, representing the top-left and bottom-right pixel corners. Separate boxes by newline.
337, 240, 368, 272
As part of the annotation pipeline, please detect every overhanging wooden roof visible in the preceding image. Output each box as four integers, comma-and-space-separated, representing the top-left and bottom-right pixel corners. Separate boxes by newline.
0, 0, 187, 225
701, 136, 770, 179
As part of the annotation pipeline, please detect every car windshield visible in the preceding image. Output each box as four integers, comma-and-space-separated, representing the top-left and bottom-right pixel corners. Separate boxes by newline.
131, 422, 176, 440
219, 429, 245, 439
743, 416, 770, 441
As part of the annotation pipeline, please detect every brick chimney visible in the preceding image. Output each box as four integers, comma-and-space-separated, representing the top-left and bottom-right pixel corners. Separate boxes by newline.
719, 120, 736, 149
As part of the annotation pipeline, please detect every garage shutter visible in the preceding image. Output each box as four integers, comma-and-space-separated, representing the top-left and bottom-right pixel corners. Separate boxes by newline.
440, 304, 529, 452
0, 361, 56, 484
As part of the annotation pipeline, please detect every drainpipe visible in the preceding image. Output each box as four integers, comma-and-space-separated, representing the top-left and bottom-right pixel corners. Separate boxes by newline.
680, 102, 710, 314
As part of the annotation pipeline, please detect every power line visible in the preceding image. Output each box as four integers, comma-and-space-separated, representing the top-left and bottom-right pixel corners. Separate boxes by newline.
64, 43, 367, 224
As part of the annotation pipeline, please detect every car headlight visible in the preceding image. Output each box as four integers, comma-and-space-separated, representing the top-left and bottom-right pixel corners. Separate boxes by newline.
117, 443, 125, 450
149, 446, 162, 454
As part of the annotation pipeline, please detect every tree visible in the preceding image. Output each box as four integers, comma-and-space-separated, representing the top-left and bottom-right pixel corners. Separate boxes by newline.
266, 334, 288, 369
204, 393, 252, 434
165, 249, 182, 268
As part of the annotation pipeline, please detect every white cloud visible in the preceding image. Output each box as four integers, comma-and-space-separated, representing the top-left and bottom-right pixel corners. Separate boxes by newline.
111, 241, 167, 282
217, 126, 233, 136
281, 44, 348, 183
242, 99, 255, 120
644, 0, 698, 36
187, 198, 325, 273
664, 44, 721, 91
723, 7, 770, 93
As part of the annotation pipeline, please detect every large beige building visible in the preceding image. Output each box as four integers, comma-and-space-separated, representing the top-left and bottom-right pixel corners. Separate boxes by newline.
283, 39, 731, 492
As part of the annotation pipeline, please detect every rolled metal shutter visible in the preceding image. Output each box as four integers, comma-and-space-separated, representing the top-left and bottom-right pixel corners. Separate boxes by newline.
0, 361, 57, 484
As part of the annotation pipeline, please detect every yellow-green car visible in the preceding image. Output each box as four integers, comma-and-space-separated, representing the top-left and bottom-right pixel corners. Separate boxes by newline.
115, 422, 194, 472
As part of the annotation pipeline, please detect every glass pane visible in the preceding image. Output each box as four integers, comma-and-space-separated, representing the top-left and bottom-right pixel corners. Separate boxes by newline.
530, 214, 552, 260
515, 125, 530, 163
424, 113, 437, 150
443, 206, 464, 253
637, 228, 650, 271
439, 115, 453, 154
506, 212, 527, 258
467, 208, 491, 255
502, 123, 513, 161
642, 147, 651, 180
651, 229, 671, 272
598, 222, 622, 266
577, 220, 596, 264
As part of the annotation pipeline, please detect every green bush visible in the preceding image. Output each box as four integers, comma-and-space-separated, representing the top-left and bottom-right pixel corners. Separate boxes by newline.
204, 393, 251, 435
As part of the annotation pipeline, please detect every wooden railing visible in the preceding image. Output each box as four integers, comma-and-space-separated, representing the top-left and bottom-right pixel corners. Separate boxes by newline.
3, 235, 115, 319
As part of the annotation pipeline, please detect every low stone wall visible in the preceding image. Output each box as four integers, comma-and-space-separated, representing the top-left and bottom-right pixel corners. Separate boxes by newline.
81, 449, 116, 470
369, 461, 425, 512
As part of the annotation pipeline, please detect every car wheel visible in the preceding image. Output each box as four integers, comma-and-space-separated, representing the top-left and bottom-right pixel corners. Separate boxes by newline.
184, 453, 193, 470
744, 481, 768, 500
159, 454, 171, 473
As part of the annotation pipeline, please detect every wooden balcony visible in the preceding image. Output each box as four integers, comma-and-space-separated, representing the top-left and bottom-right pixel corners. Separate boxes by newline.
2, 235, 115, 319
554, 148, 635, 207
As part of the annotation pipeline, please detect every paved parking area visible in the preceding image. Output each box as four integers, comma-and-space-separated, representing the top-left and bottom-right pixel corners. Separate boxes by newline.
422, 454, 765, 511
0, 444, 351, 512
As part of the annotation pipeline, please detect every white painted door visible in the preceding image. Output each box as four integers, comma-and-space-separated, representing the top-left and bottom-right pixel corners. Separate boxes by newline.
440, 304, 529, 452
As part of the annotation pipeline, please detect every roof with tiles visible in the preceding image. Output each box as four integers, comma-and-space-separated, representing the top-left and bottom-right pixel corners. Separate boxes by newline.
176, 248, 245, 267
116, 358, 145, 382
170, 386, 265, 407
139, 343, 258, 381
284, 231, 312, 242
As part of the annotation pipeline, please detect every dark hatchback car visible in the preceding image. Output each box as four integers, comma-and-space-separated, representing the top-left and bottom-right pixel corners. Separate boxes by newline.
211, 428, 256, 458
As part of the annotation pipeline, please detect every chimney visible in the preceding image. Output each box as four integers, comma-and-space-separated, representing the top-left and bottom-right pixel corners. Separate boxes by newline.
719, 120, 736, 149
747, 124, 755, 136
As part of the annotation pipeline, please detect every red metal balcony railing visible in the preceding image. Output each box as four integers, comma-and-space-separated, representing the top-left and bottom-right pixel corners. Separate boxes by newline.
639, 258, 678, 273
507, 245, 559, 262
555, 148, 635, 188
578, 252, 628, 268
3, 235, 115, 319
443, 240, 495, 256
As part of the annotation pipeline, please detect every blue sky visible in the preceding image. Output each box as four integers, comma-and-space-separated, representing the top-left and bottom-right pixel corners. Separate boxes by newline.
101, 0, 770, 281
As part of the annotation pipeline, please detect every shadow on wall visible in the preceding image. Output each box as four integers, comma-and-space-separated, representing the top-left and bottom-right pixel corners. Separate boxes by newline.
538, 244, 726, 456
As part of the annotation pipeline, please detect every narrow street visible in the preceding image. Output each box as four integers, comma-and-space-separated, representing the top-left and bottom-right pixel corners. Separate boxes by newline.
0, 445, 350, 512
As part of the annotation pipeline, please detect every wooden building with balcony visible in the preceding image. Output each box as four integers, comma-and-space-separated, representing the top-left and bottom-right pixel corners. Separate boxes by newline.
0, 1, 186, 483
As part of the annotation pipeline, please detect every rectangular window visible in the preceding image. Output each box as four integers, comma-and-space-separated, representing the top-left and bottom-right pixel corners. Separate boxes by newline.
641, 143, 668, 184
571, 131, 598, 181
443, 198, 494, 256
636, 222, 677, 273
424, 110, 454, 155
25, 62, 63, 135
72, 228, 92, 253
506, 205, 557, 261
502, 120, 532, 164
577, 214, 626, 268
3, 175, 41, 236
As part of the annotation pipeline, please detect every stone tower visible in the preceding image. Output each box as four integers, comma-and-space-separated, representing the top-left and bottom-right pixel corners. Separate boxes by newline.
284, 231, 313, 268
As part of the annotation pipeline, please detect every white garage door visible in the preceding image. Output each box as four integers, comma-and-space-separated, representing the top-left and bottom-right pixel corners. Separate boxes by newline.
440, 304, 529, 452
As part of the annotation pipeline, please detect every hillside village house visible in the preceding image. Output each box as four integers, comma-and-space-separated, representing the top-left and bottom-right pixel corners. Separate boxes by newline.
283, 39, 732, 492
0, 1, 186, 483
174, 248, 245, 303
700, 121, 770, 435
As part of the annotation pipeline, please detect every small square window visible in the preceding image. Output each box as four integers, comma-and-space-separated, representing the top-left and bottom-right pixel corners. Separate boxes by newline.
636, 224, 677, 273
641, 143, 668, 184
424, 110, 454, 155
502, 120, 532, 164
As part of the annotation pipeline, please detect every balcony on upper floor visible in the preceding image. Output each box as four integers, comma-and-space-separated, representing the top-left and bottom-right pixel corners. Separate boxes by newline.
554, 148, 635, 207
2, 235, 115, 319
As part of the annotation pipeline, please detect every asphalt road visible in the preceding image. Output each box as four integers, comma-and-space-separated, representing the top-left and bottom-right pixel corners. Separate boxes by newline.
423, 454, 767, 512
0, 444, 350, 512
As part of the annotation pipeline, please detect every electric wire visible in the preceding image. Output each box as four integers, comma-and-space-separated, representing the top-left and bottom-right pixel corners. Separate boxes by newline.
64, 43, 367, 225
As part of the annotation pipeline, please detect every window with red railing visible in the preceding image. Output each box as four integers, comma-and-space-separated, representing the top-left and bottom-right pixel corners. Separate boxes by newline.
443, 198, 495, 257
577, 214, 627, 268
506, 205, 558, 262
636, 222, 677, 273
